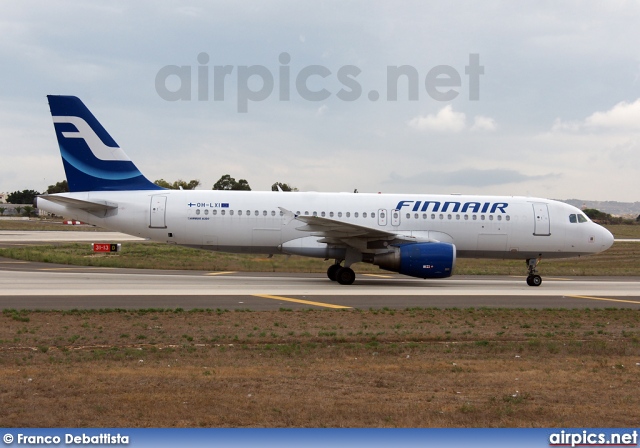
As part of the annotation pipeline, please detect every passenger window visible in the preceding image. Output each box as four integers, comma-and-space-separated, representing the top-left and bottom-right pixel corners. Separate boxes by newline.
321, 211, 325, 217
431, 214, 436, 220
371, 212, 375, 218
456, 214, 460, 220
304, 211, 309, 215
313, 211, 317, 217
472, 215, 477, 221
489, 215, 493, 221
221, 210, 226, 216
279, 211, 284, 216
414, 213, 419, 219
578, 214, 587, 223
481, 215, 485, 221
338, 212, 343, 218
196, 209, 201, 215
204, 209, 209, 215
406, 213, 411, 219
330, 212, 334, 217
255, 210, 259, 216
230, 210, 234, 216
497, 215, 502, 221
212, 210, 217, 215
447, 214, 452, 220
247, 210, 250, 216
346, 212, 351, 218
464, 215, 468, 220
363, 212, 367, 218
354, 212, 359, 218
506, 215, 510, 221
271, 211, 276, 216
569, 214, 577, 223
439, 214, 444, 220
380, 212, 384, 218
423, 213, 427, 219
263, 210, 267, 216
238, 210, 242, 216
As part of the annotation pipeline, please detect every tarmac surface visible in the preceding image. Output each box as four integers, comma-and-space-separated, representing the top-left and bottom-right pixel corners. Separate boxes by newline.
1, 230, 638, 310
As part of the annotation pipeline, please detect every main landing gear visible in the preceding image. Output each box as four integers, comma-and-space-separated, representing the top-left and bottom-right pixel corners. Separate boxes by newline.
327, 261, 355, 285
526, 257, 542, 287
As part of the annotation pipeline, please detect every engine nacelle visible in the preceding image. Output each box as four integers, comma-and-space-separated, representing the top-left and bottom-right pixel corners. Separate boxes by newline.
369, 242, 456, 279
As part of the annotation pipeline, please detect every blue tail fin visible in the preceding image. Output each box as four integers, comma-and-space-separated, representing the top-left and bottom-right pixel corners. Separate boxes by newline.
47, 95, 163, 192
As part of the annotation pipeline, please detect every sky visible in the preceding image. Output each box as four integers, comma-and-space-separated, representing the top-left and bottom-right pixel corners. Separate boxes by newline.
2, 1, 640, 201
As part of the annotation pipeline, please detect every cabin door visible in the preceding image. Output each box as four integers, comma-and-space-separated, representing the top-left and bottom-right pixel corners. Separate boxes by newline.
150, 195, 167, 228
532, 203, 550, 236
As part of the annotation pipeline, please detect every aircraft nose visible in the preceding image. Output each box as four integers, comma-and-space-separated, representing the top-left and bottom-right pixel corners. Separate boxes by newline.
599, 226, 614, 251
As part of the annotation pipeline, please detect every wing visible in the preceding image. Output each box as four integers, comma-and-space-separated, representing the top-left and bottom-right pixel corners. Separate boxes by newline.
279, 207, 436, 249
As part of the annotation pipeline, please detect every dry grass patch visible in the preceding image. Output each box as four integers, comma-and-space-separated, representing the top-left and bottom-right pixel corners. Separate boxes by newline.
1, 308, 639, 427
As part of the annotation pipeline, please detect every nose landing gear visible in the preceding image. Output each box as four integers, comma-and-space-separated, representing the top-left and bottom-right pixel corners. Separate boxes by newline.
526, 257, 542, 287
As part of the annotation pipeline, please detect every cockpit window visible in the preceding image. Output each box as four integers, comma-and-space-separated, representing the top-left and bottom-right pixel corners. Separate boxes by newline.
569, 214, 577, 223
577, 214, 588, 223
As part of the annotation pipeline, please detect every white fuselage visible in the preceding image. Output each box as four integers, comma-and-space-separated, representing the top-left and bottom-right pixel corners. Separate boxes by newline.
38, 190, 614, 261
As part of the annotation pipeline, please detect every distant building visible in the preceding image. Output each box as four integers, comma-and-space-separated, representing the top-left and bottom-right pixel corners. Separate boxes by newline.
0, 192, 7, 204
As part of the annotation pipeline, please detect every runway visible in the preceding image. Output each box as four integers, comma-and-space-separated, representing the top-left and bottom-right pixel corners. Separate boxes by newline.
1, 257, 639, 310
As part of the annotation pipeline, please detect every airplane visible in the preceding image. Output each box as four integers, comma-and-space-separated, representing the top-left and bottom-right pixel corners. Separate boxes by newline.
36, 95, 615, 287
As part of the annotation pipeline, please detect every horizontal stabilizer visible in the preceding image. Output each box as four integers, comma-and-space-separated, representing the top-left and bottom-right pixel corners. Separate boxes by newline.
38, 195, 118, 216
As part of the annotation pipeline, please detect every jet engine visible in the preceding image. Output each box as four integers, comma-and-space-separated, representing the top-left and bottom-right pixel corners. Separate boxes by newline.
367, 242, 456, 279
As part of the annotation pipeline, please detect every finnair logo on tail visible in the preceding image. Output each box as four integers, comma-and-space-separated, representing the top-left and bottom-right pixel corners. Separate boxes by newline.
53, 116, 130, 161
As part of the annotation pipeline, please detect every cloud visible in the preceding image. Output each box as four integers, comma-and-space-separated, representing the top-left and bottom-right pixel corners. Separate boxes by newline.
470, 115, 497, 132
553, 98, 640, 132
316, 104, 328, 116
409, 106, 497, 133
584, 99, 640, 130
408, 105, 466, 133
387, 168, 559, 187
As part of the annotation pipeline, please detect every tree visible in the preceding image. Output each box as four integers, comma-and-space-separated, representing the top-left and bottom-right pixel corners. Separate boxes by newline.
582, 208, 624, 225
22, 205, 34, 217
582, 208, 611, 221
6, 189, 40, 204
47, 180, 69, 194
15, 206, 23, 216
271, 182, 297, 192
0, 207, 5, 216
212, 174, 251, 191
154, 179, 201, 190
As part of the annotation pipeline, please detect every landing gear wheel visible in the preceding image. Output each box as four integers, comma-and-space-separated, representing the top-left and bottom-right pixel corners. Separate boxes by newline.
327, 264, 341, 282
335, 267, 356, 285
526, 275, 542, 286
525, 257, 543, 287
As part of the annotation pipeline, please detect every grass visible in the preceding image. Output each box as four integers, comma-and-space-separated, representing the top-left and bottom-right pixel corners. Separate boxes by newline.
0, 218, 103, 232
1, 307, 639, 427
1, 240, 639, 276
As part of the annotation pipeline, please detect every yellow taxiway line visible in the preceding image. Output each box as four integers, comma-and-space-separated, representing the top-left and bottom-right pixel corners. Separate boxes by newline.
254, 294, 351, 309
567, 295, 640, 305
204, 271, 237, 276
